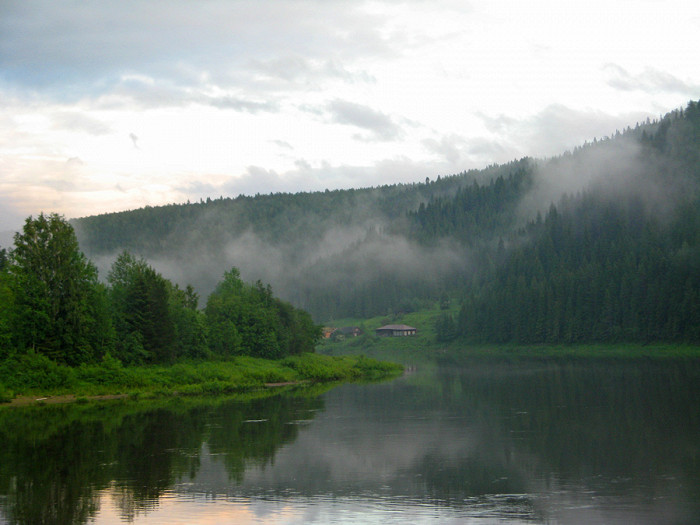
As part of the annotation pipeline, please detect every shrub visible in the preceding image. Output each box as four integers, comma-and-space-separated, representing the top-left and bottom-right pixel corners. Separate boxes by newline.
0, 351, 73, 392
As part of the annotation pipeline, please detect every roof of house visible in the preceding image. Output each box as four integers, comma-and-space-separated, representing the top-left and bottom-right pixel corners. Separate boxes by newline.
376, 324, 416, 331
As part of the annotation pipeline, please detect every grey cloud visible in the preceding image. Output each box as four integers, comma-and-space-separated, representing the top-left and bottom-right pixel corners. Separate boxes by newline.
525, 105, 653, 155
476, 112, 518, 134
604, 64, 700, 95
250, 55, 316, 83
477, 105, 653, 160
207, 96, 279, 114
105, 78, 194, 109
423, 131, 515, 170
101, 76, 281, 113
327, 99, 402, 141
423, 134, 467, 164
422, 133, 508, 165
272, 140, 294, 150
249, 55, 375, 87
0, 1, 391, 99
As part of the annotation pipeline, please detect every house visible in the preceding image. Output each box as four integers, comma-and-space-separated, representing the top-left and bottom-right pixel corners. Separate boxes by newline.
375, 324, 417, 337
323, 326, 363, 340
338, 326, 362, 337
322, 327, 338, 339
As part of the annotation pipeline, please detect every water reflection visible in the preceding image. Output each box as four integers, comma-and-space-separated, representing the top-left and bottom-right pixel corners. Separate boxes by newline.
0, 392, 324, 524
1, 360, 699, 524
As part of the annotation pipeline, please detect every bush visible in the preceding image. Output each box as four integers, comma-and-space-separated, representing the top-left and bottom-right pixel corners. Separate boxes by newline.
0, 352, 73, 392
75, 353, 129, 386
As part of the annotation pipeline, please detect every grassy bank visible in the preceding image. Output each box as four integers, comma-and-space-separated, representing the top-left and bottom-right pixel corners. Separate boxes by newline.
0, 352, 403, 405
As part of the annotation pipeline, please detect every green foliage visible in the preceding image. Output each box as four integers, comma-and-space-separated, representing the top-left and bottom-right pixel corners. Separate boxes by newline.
281, 353, 402, 382
0, 353, 400, 399
8, 213, 112, 365
458, 191, 700, 344
0, 352, 72, 391
435, 312, 457, 342
0, 265, 15, 359
167, 282, 209, 360
74, 353, 129, 387
0, 388, 12, 404
108, 251, 178, 364
408, 158, 533, 244
205, 269, 320, 359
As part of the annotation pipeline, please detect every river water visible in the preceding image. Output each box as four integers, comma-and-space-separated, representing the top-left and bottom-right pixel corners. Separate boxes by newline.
1, 359, 699, 524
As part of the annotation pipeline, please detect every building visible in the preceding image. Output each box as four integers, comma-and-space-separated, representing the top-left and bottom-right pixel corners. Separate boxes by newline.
323, 326, 363, 340
375, 324, 417, 337
337, 326, 363, 337
322, 327, 338, 339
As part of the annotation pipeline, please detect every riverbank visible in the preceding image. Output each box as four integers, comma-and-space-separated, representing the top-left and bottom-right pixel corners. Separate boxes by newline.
0, 352, 403, 406
325, 338, 700, 367
319, 307, 700, 365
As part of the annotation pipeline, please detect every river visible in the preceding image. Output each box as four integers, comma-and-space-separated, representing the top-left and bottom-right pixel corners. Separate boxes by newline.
1, 359, 699, 524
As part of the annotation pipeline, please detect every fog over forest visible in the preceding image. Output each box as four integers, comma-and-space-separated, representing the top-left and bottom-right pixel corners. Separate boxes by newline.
68, 104, 696, 326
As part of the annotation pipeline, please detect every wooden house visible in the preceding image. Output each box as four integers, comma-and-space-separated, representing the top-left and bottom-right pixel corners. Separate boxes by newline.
375, 324, 417, 337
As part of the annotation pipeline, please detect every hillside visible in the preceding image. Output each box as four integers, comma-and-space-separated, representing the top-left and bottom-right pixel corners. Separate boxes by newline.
71, 101, 700, 343
73, 158, 531, 319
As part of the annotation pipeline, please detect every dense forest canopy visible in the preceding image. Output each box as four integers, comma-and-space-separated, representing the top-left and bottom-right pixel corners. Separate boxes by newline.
3, 100, 699, 349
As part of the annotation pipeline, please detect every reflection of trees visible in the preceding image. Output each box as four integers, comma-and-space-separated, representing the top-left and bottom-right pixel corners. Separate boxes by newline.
0, 392, 324, 525
0, 408, 111, 525
207, 396, 322, 482
430, 361, 700, 494
111, 407, 209, 521
311, 361, 700, 509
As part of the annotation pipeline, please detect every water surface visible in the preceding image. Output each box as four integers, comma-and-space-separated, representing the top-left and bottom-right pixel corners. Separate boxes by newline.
1, 359, 699, 524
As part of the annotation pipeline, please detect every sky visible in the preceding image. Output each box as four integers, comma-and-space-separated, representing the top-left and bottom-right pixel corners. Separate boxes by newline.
1, 0, 699, 233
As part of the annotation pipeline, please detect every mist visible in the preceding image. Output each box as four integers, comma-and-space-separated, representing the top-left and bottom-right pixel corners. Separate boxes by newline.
74, 104, 700, 322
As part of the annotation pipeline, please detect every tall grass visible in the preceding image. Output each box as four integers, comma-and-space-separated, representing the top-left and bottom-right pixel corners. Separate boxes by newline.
0, 352, 402, 402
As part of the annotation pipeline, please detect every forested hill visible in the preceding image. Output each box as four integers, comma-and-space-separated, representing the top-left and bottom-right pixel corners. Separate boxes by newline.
455, 101, 700, 344
72, 100, 700, 343
73, 157, 534, 318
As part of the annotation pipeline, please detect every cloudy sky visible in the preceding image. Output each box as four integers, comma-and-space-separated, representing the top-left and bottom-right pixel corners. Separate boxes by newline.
1, 0, 699, 232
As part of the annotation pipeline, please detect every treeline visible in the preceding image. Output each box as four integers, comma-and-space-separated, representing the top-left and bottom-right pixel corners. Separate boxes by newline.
438, 100, 700, 344
407, 158, 534, 245
73, 178, 469, 255
0, 214, 319, 366
454, 195, 700, 343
